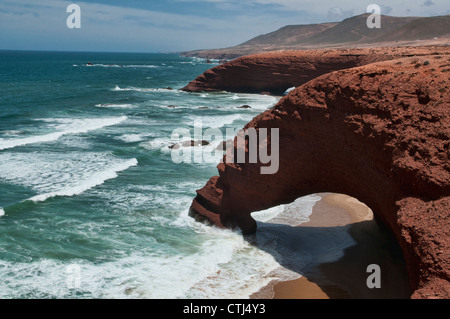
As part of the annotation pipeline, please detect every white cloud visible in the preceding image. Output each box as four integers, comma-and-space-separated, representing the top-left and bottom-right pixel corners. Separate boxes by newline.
0, 0, 449, 52
0, 0, 259, 51
326, 7, 355, 21
179, 0, 449, 17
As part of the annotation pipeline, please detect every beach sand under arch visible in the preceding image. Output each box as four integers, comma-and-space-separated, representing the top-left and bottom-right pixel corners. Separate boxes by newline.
249, 193, 411, 299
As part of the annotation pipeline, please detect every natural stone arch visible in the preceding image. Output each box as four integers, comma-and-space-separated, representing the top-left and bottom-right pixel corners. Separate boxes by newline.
189, 56, 450, 298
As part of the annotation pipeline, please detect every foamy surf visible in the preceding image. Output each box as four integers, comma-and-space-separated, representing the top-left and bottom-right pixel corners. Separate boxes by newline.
28, 158, 138, 203
231, 93, 278, 110
172, 195, 321, 298
83, 64, 158, 68
0, 151, 137, 202
116, 134, 146, 143
0, 116, 127, 151
2, 130, 24, 136
188, 114, 246, 129
113, 85, 182, 93
0, 208, 4, 217
95, 104, 135, 108
0, 52, 294, 299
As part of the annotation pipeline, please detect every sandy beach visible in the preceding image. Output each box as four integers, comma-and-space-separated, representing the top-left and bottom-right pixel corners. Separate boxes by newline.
251, 193, 411, 299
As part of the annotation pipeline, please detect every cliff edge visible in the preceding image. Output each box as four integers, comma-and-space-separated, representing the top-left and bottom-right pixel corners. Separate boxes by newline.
182, 47, 450, 95
189, 53, 450, 298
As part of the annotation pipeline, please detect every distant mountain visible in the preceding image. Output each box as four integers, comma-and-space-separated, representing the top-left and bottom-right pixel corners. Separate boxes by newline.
303, 14, 418, 44
239, 22, 338, 46
181, 14, 450, 59
374, 15, 450, 42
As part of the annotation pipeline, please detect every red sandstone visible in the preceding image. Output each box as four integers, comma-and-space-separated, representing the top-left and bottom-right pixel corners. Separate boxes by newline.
189, 51, 450, 298
182, 47, 450, 95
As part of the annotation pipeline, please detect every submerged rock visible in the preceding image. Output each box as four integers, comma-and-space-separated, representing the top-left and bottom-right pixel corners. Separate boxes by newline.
169, 140, 210, 149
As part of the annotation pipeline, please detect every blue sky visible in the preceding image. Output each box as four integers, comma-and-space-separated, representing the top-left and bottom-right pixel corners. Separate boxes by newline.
0, 0, 449, 52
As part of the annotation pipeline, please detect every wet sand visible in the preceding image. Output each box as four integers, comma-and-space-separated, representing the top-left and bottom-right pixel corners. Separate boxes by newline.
251, 193, 411, 299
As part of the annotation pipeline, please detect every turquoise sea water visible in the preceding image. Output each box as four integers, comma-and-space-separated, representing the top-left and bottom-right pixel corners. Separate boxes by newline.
1, 50, 323, 298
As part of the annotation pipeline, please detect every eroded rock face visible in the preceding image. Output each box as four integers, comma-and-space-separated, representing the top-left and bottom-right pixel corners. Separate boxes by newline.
181, 47, 450, 95
189, 54, 450, 298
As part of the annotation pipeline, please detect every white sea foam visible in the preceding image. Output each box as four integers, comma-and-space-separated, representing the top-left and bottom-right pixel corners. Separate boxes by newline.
0, 116, 127, 151
0, 197, 256, 298
126, 65, 159, 68
0, 208, 4, 217
284, 86, 296, 95
2, 130, 24, 136
260, 194, 322, 226
95, 103, 135, 108
0, 185, 319, 299
232, 93, 279, 110
0, 151, 137, 203
101, 186, 311, 298
115, 134, 146, 143
171, 210, 291, 298
140, 137, 171, 151
0, 131, 63, 151
251, 205, 286, 223
170, 195, 323, 298
188, 114, 246, 129
84, 64, 158, 68
0, 239, 250, 299
28, 158, 138, 202
113, 86, 180, 93
113, 85, 125, 91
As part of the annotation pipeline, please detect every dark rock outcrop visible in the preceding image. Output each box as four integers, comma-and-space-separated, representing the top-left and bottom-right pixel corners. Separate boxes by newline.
189, 54, 450, 298
169, 140, 210, 149
215, 140, 233, 151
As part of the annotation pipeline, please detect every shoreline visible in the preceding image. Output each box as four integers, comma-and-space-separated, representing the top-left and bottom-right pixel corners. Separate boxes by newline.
251, 193, 411, 299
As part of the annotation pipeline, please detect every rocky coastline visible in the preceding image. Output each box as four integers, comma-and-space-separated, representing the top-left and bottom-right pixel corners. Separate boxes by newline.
186, 47, 450, 298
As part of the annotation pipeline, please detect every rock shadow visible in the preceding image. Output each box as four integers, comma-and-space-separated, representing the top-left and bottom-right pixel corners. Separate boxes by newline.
245, 217, 411, 299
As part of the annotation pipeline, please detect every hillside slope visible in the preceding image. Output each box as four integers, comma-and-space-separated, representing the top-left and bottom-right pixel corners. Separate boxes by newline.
182, 14, 450, 59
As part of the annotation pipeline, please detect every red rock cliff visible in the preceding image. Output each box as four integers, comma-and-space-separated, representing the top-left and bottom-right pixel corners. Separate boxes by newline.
189, 54, 450, 298
182, 47, 449, 95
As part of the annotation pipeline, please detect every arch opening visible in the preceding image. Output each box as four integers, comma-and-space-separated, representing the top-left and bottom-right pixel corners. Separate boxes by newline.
246, 192, 411, 299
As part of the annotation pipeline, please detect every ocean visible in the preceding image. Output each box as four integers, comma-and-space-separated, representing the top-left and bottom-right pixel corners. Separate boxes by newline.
0, 50, 322, 298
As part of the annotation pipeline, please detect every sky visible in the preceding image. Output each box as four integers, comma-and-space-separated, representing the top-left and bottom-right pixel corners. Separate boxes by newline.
0, 0, 449, 53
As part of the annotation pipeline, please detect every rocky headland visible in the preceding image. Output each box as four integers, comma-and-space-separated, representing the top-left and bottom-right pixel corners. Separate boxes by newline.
182, 46, 450, 96
187, 47, 450, 298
